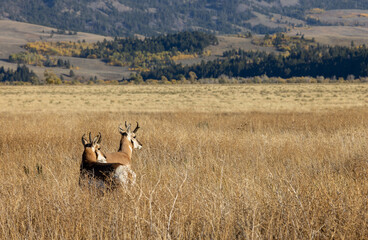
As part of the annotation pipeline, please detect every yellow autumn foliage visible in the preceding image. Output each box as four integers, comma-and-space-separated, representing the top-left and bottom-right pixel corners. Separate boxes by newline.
358, 13, 368, 18
22, 40, 206, 69
25, 41, 93, 57
309, 8, 325, 14
171, 53, 197, 61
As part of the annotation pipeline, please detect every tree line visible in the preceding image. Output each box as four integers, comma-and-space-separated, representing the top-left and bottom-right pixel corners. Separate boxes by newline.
0, 65, 39, 84
16, 31, 217, 70
78, 31, 217, 69
141, 45, 368, 80
80, 31, 218, 58
9, 52, 72, 69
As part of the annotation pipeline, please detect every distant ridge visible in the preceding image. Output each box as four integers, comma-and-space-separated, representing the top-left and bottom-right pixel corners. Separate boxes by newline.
1, 0, 368, 36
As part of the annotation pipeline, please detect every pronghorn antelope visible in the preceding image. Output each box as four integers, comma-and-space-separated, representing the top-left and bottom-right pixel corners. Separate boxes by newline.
105, 122, 142, 165
102, 122, 142, 184
80, 132, 136, 188
87, 132, 108, 163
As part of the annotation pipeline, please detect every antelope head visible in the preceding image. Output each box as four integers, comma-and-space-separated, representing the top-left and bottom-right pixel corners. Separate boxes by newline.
81, 132, 107, 163
119, 121, 143, 150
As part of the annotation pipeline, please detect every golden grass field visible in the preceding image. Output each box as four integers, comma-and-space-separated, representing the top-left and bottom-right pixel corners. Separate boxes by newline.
1, 84, 368, 239
1, 84, 368, 113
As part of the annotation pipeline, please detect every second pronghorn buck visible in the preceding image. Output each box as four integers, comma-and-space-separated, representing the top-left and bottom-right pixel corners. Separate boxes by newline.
105, 121, 142, 166
102, 122, 142, 184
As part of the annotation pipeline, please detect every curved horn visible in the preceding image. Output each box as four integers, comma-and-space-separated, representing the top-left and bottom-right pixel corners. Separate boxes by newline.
125, 121, 128, 129
97, 132, 102, 144
133, 121, 140, 133
89, 132, 92, 143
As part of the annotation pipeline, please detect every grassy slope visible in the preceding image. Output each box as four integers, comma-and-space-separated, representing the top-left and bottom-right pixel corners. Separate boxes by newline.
288, 26, 368, 46
0, 20, 131, 81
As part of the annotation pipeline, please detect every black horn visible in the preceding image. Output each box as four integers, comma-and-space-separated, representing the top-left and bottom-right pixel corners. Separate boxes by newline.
133, 122, 140, 133
97, 132, 102, 144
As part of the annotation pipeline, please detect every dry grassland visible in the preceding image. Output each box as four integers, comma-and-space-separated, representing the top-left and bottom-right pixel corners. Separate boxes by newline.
288, 26, 368, 46
1, 84, 368, 239
1, 84, 368, 113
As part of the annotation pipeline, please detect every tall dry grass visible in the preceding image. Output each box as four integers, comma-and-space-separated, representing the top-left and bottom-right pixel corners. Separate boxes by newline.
0, 109, 368, 239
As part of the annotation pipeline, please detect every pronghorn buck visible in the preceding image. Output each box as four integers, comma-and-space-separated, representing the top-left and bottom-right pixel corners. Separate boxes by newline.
87, 132, 107, 163
80, 132, 136, 188
103, 121, 142, 184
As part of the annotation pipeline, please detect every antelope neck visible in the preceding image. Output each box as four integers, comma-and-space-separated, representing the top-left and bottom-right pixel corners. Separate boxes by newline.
83, 148, 97, 163
118, 134, 133, 157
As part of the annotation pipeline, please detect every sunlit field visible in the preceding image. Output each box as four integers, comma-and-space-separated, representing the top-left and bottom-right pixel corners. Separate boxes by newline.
1, 84, 368, 113
1, 84, 368, 239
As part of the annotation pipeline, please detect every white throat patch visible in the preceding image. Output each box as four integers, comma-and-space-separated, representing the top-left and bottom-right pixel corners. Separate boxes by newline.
96, 151, 107, 163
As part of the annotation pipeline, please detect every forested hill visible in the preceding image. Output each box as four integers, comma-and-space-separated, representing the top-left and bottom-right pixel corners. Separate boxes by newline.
1, 0, 368, 36
142, 45, 368, 80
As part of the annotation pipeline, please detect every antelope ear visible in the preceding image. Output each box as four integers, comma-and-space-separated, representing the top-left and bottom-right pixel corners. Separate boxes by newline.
126, 123, 131, 133
81, 134, 88, 146
118, 125, 125, 134
92, 132, 101, 145
93, 136, 98, 145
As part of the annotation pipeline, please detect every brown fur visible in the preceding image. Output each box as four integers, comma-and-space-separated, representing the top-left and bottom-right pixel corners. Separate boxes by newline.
80, 134, 123, 187
104, 123, 142, 167
105, 134, 133, 166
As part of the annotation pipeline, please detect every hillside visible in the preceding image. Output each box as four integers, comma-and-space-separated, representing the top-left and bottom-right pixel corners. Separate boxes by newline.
0, 20, 276, 81
0, 20, 125, 81
2, 18, 368, 83
1, 0, 368, 36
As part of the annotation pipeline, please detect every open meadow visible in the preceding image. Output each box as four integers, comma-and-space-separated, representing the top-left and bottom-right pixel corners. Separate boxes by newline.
1, 84, 368, 239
